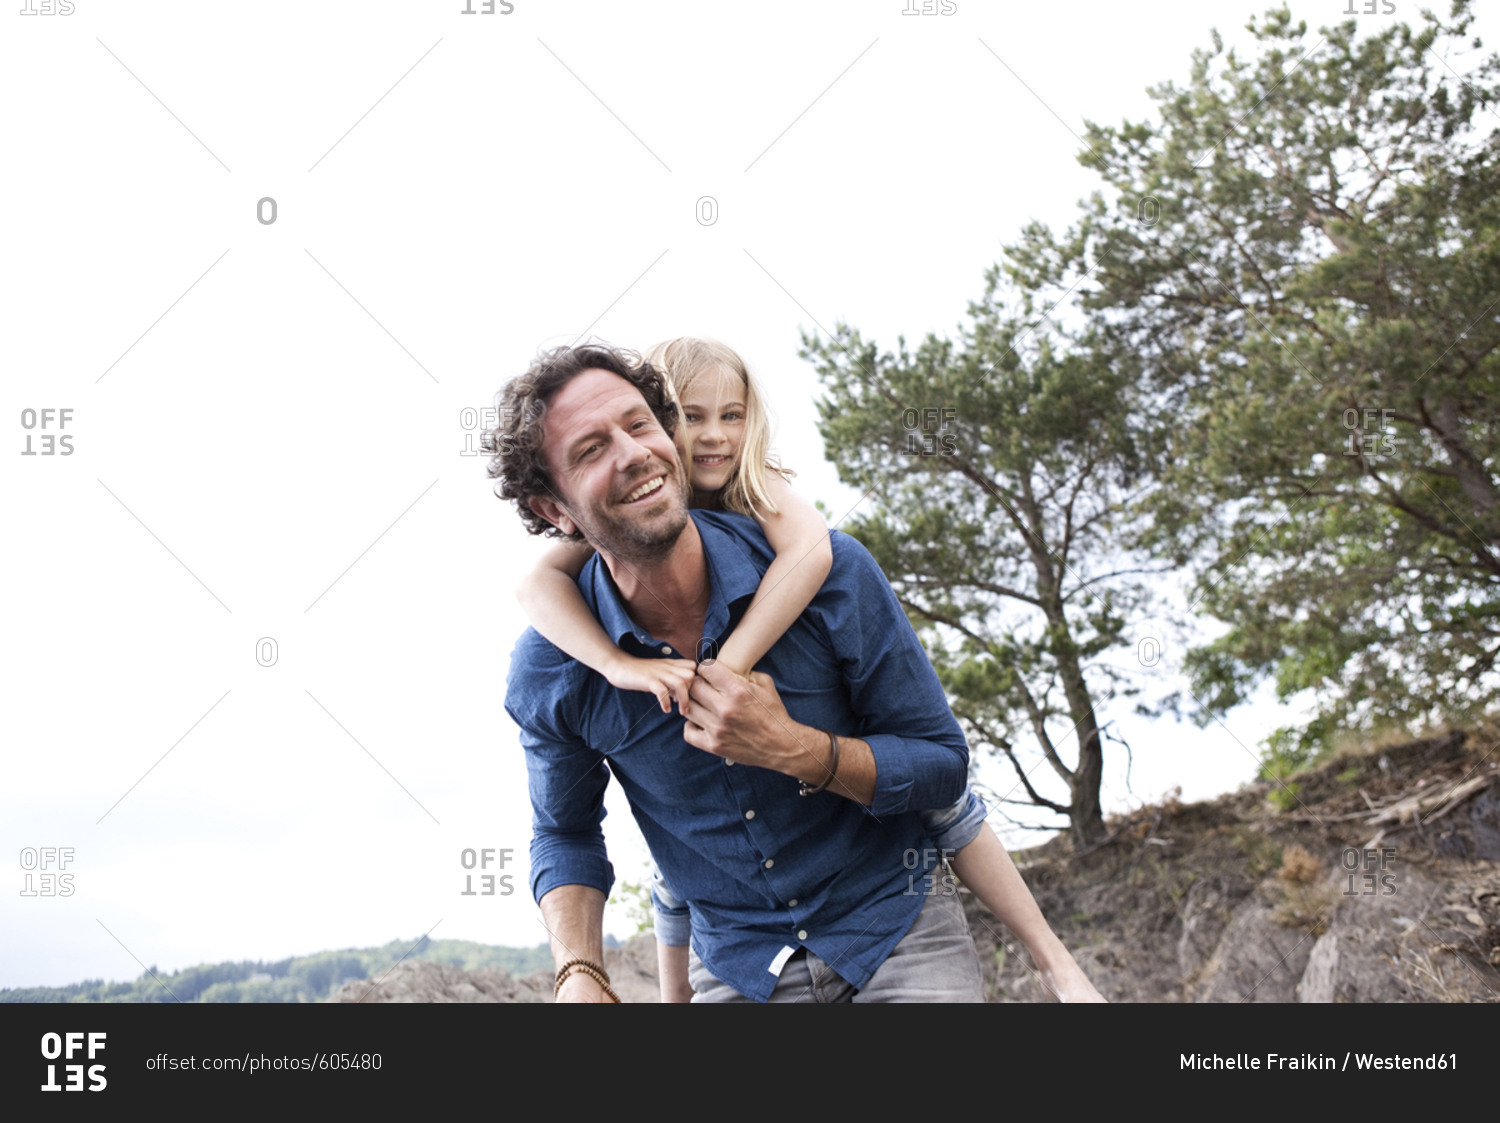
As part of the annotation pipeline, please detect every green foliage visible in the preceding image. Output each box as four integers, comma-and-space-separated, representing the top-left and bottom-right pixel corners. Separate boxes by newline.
1267, 782, 1303, 813
1003, 1, 1500, 752
802, 278, 1165, 843
609, 874, 655, 936
803, 2, 1500, 827
0, 938, 554, 1004
1260, 724, 1318, 810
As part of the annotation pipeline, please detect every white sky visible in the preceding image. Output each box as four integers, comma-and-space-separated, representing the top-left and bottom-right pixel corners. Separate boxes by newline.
2, 0, 1439, 988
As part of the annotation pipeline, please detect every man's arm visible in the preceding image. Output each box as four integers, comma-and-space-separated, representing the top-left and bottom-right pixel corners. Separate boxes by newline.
682, 532, 968, 814
506, 636, 617, 1002
540, 885, 613, 1003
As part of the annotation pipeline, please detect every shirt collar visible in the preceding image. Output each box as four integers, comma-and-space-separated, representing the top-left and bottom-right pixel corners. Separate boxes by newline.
584, 511, 762, 653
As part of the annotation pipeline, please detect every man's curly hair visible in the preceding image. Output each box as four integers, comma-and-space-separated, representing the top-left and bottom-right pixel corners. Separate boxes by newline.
484, 342, 680, 539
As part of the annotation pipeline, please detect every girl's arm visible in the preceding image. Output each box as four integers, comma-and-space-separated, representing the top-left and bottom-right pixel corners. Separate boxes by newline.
715, 473, 834, 676
651, 866, 694, 1002
656, 941, 692, 1003
947, 825, 1106, 1002
516, 539, 696, 713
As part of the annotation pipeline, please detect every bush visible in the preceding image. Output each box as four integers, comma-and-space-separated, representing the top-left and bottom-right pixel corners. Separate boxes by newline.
1270, 845, 1337, 935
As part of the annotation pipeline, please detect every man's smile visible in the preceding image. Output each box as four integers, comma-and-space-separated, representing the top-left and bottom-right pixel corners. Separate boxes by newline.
619, 474, 668, 504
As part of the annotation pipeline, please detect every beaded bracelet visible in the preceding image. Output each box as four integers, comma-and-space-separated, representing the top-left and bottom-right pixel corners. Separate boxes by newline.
554, 958, 621, 1003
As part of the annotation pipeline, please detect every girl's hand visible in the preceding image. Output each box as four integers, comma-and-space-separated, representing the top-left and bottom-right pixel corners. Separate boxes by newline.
1039, 956, 1107, 1003
603, 654, 698, 714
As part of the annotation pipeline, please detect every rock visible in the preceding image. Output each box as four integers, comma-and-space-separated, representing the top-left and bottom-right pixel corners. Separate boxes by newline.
333, 961, 550, 1003
1195, 887, 1319, 1003
1177, 878, 1230, 999
332, 938, 663, 1003
1298, 933, 1339, 1002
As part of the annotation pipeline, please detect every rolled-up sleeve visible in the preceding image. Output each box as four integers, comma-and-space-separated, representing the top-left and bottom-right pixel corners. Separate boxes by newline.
505, 639, 615, 903
649, 863, 691, 947
822, 535, 970, 818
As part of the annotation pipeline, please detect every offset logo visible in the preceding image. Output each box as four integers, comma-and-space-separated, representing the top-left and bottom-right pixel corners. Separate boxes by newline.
19, 847, 75, 897
459, 406, 502, 458
20, 408, 75, 456
1341, 846, 1396, 896
40, 1033, 106, 1092
902, 847, 959, 895
459, 848, 515, 896
1343, 407, 1403, 460
900, 407, 957, 457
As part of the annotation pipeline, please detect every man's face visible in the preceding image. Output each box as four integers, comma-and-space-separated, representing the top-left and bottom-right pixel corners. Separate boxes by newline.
530, 368, 690, 562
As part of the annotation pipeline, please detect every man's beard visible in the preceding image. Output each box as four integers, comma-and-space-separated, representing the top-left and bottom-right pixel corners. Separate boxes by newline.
570, 462, 691, 565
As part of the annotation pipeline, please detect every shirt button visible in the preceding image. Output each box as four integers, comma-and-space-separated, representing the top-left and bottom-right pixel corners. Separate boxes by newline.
744, 810, 756, 820
788, 899, 798, 907
797, 929, 808, 941
763, 859, 774, 869
660, 645, 672, 655
724, 759, 734, 767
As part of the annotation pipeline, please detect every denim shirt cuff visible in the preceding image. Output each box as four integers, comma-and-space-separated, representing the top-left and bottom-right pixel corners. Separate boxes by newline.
530, 853, 615, 905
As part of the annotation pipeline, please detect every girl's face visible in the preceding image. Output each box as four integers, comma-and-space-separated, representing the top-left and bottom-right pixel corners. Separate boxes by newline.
677, 365, 745, 497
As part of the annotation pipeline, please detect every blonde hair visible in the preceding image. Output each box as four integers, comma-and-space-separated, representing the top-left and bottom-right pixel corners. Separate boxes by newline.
644, 337, 789, 518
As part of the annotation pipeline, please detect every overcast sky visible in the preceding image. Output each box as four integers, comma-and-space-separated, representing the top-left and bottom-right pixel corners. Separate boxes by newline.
3, 0, 1456, 988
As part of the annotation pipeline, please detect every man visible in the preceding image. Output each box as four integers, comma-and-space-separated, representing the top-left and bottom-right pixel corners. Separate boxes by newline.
491, 341, 987, 1002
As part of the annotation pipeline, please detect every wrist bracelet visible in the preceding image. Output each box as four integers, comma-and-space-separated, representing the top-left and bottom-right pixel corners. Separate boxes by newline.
556, 964, 621, 1002
554, 958, 621, 1003
798, 730, 840, 796
554, 956, 600, 985
554, 956, 611, 988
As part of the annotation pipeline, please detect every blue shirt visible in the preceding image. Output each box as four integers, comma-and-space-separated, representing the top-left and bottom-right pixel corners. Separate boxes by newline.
505, 510, 971, 1001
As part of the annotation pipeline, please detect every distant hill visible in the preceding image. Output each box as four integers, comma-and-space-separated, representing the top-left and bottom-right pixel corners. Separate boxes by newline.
0, 937, 554, 1003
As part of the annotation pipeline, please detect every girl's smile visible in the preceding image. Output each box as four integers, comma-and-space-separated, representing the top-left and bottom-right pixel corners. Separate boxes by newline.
677, 364, 746, 502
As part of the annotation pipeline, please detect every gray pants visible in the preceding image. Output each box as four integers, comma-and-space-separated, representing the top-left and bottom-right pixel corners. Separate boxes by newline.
688, 884, 985, 1003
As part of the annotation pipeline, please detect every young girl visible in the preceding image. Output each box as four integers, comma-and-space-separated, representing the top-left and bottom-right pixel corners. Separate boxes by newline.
516, 337, 1104, 1004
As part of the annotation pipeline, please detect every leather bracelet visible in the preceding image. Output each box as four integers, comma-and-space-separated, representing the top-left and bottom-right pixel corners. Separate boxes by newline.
798, 730, 840, 796
554, 959, 621, 1003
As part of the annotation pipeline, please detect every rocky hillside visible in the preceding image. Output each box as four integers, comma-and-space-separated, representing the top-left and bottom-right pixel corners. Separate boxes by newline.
981, 729, 1499, 1002
336, 730, 1499, 1003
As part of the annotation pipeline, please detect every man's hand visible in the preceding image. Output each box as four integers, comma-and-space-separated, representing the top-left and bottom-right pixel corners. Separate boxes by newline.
681, 661, 877, 805
681, 660, 808, 772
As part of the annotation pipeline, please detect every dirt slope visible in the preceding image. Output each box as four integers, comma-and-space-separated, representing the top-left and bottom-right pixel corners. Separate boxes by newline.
977, 729, 1500, 1002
